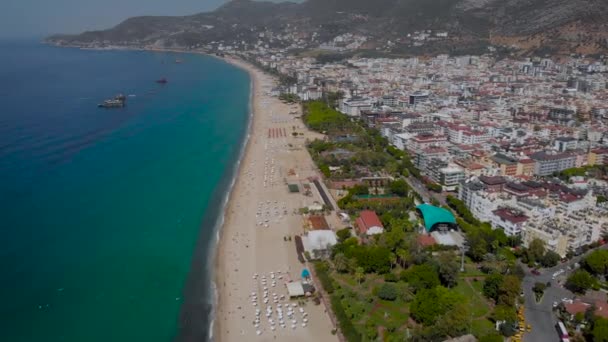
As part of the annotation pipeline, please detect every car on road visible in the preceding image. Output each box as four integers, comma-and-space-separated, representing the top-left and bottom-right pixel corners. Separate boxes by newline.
531, 269, 541, 275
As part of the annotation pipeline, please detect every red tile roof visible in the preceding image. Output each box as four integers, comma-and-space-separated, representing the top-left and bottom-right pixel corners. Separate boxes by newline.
565, 300, 608, 319
560, 193, 581, 203
309, 215, 330, 230
356, 210, 383, 234
418, 234, 437, 247
492, 208, 529, 224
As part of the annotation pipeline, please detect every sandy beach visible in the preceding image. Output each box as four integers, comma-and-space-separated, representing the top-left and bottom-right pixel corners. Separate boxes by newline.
212, 57, 337, 342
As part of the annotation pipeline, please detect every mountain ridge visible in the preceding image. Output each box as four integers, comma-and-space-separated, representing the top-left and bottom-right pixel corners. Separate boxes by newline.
47, 0, 608, 56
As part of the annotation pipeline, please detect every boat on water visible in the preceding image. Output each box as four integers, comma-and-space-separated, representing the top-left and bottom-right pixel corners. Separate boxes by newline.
175, 59, 183, 64
156, 78, 168, 84
98, 94, 126, 108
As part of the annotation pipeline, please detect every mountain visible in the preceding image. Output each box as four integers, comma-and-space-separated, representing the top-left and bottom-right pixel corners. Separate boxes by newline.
47, 0, 608, 56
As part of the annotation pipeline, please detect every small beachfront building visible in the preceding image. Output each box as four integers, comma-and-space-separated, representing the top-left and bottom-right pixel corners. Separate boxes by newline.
355, 210, 385, 236
302, 230, 338, 259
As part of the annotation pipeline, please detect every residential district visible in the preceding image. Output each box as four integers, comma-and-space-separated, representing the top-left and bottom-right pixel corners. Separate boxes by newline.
227, 45, 608, 342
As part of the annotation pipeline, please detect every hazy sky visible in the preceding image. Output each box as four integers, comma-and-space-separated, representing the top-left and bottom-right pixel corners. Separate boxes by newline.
0, 0, 231, 38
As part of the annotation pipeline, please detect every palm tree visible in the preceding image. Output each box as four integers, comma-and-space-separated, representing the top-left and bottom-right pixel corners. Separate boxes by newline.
333, 253, 349, 273
389, 253, 397, 270
355, 267, 365, 286
397, 248, 409, 268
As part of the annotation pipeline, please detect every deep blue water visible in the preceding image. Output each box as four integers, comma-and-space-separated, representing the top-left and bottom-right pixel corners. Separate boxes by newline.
0, 40, 250, 342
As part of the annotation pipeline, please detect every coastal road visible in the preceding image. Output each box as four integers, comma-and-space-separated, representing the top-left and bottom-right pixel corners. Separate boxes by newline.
521, 244, 608, 341
405, 176, 446, 206
521, 268, 571, 342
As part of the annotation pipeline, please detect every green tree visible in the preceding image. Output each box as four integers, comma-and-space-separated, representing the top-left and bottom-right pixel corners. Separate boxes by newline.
533, 282, 546, 300
354, 246, 391, 274
333, 253, 350, 273
467, 230, 490, 262
593, 317, 608, 342
365, 322, 378, 340
350, 184, 370, 195
319, 163, 331, 178
566, 269, 595, 294
497, 275, 521, 307
540, 250, 561, 268
396, 248, 410, 268
435, 253, 459, 288
426, 183, 442, 193
584, 249, 608, 275
527, 238, 546, 263
483, 273, 504, 301
355, 267, 365, 286
380, 225, 405, 251
336, 228, 352, 243
410, 286, 463, 325
479, 334, 504, 342
403, 263, 441, 292
492, 304, 517, 322
389, 253, 397, 270
389, 179, 409, 197
378, 283, 398, 301
435, 303, 471, 337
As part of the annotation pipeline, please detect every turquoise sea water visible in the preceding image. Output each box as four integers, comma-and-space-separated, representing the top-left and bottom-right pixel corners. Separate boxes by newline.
0, 41, 250, 341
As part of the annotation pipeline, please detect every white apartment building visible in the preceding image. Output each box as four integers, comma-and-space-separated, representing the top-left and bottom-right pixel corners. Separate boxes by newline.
339, 98, 373, 117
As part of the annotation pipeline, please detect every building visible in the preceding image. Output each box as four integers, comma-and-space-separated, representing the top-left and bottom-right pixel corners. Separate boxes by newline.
355, 210, 385, 235
447, 124, 491, 145
548, 107, 576, 125
340, 98, 373, 117
302, 230, 338, 259
416, 204, 457, 232
409, 91, 429, 106
563, 299, 608, 320
438, 166, 465, 191
491, 153, 518, 176
479, 175, 507, 192
458, 180, 485, 208
414, 147, 449, 170
554, 137, 578, 152
504, 182, 532, 198
517, 159, 536, 177
530, 151, 577, 176
425, 158, 449, 182
589, 148, 608, 166
490, 208, 528, 236
407, 133, 449, 151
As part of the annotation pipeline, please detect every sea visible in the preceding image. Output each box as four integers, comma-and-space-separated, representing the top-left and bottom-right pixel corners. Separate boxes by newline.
0, 40, 251, 342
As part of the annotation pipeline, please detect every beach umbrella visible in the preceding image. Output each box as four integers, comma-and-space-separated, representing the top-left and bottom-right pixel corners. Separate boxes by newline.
301, 269, 310, 278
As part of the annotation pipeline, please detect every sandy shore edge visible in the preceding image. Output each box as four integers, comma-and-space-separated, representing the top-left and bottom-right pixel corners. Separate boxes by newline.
210, 56, 259, 341
49, 44, 335, 341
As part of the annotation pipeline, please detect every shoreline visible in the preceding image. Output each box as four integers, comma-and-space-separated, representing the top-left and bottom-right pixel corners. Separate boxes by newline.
46, 43, 336, 342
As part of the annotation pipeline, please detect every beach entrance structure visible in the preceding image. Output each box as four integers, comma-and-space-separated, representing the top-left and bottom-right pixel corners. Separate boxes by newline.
415, 204, 457, 232
287, 281, 305, 298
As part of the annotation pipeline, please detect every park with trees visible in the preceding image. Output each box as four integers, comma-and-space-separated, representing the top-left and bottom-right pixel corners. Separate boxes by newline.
302, 100, 533, 341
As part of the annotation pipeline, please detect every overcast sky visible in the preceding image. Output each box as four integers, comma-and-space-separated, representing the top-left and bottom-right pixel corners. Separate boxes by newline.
0, 0, 266, 38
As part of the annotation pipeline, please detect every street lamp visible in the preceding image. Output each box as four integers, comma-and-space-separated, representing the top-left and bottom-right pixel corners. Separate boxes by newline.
460, 245, 469, 272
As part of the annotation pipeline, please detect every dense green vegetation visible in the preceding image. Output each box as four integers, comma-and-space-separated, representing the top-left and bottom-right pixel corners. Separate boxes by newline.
557, 165, 608, 180
303, 101, 352, 133
582, 249, 608, 276
303, 100, 524, 341
446, 195, 481, 226
519, 238, 561, 267
565, 269, 596, 294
